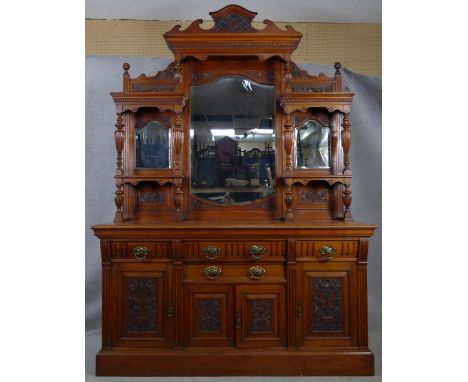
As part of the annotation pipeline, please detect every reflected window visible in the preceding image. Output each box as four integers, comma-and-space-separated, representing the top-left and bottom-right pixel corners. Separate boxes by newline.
135, 121, 171, 169
295, 120, 329, 169
190, 77, 275, 205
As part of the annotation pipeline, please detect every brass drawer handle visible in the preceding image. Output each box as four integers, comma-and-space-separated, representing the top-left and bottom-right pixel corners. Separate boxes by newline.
319, 245, 336, 261
248, 266, 266, 280
202, 245, 221, 260
203, 266, 222, 280
132, 246, 151, 260
248, 245, 266, 260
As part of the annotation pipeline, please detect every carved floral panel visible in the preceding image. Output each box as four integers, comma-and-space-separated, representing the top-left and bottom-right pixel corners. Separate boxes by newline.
311, 278, 343, 332
249, 299, 273, 333
198, 300, 221, 331
127, 278, 157, 332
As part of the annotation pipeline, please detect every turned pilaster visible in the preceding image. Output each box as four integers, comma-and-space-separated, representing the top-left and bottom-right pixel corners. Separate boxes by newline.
114, 112, 125, 176
174, 178, 184, 221
172, 113, 184, 174
114, 183, 124, 222
284, 112, 294, 173
284, 60, 292, 91
113, 112, 125, 222
284, 179, 294, 221
343, 181, 352, 221
174, 60, 182, 82
342, 112, 352, 175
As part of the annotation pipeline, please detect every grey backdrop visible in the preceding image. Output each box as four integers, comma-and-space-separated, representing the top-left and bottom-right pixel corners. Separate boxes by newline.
85, 57, 382, 381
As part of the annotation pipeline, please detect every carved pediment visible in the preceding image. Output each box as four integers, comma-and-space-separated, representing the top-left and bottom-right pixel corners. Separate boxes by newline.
164, 4, 302, 61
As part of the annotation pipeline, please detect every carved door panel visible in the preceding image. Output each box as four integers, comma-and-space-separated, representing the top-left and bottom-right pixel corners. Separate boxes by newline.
112, 263, 172, 348
299, 262, 357, 348
235, 284, 286, 348
184, 284, 235, 347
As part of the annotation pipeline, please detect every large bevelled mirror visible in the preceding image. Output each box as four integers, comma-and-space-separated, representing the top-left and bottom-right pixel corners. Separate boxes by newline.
294, 120, 330, 169
190, 76, 275, 205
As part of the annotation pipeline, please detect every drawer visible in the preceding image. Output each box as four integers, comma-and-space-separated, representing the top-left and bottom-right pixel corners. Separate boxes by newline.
110, 241, 171, 259
182, 240, 286, 260
184, 264, 285, 282
295, 240, 358, 260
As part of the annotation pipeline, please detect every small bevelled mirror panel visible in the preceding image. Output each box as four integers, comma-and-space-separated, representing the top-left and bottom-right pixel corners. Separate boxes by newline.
294, 120, 330, 169
191, 77, 275, 205
135, 121, 171, 169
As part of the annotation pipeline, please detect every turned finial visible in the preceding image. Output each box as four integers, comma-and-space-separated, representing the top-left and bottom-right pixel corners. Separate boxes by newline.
334, 62, 342, 74
123, 63, 130, 74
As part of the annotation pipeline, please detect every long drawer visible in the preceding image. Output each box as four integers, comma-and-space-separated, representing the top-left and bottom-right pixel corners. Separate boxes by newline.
182, 240, 286, 260
184, 263, 285, 282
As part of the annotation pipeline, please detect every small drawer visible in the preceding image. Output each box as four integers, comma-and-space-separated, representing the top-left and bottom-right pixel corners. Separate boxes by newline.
182, 240, 286, 260
110, 241, 170, 259
295, 240, 358, 260
184, 264, 285, 282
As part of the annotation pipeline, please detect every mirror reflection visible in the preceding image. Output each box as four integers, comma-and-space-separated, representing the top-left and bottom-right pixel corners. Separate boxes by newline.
135, 121, 171, 169
191, 77, 275, 205
295, 120, 330, 169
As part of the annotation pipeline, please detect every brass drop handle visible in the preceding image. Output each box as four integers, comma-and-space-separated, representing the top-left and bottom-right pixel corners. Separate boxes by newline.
248, 245, 266, 260
319, 245, 336, 262
132, 246, 151, 260
235, 313, 241, 329
203, 266, 222, 280
248, 266, 266, 280
202, 245, 221, 260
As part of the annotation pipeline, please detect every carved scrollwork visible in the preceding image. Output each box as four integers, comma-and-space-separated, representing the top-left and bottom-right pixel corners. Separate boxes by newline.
213, 12, 255, 32
139, 192, 166, 204
301, 190, 328, 204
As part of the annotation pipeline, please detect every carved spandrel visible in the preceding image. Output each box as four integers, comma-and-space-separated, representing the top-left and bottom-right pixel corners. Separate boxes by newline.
198, 300, 221, 331
127, 279, 157, 332
249, 299, 273, 333
312, 278, 343, 332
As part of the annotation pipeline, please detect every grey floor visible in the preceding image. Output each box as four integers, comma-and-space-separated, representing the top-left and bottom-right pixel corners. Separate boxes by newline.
85, 330, 381, 382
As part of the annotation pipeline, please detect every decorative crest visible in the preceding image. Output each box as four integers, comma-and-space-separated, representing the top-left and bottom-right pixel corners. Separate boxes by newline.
210, 4, 256, 31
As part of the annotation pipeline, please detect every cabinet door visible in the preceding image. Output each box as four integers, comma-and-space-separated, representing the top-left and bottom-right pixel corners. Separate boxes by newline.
112, 263, 172, 348
300, 262, 357, 348
184, 284, 234, 347
235, 284, 286, 348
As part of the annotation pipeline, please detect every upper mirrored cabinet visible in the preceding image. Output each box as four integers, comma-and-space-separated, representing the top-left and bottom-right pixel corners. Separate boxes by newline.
190, 76, 275, 205
294, 120, 330, 169
135, 121, 171, 169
